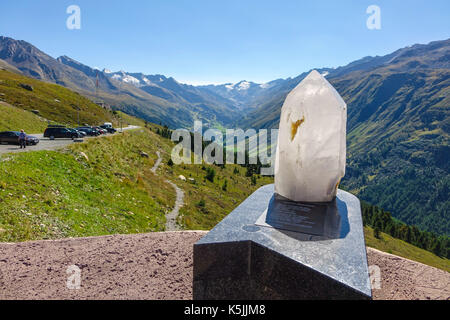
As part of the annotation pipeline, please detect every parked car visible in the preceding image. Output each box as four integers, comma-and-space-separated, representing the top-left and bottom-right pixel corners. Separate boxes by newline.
92, 127, 106, 135
93, 126, 107, 135
76, 127, 101, 136
72, 129, 87, 137
100, 125, 117, 133
44, 127, 82, 139
66, 128, 86, 137
26, 135, 40, 145
0, 131, 40, 145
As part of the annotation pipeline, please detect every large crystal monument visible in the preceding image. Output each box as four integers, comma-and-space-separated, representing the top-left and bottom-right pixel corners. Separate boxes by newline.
274, 70, 347, 202
193, 70, 371, 300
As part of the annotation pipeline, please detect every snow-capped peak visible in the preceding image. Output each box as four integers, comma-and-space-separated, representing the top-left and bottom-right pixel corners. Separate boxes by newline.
111, 73, 140, 86
225, 83, 235, 91
224, 81, 252, 91
237, 81, 250, 91
142, 77, 152, 85
122, 74, 140, 85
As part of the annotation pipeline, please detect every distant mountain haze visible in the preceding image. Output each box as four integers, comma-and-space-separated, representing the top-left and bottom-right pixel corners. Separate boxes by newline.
0, 35, 448, 235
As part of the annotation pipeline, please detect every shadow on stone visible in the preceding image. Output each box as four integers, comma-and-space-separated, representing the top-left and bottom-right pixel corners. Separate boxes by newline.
256, 194, 350, 240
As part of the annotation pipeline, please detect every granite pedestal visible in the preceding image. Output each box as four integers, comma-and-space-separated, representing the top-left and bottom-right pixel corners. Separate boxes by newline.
193, 184, 372, 300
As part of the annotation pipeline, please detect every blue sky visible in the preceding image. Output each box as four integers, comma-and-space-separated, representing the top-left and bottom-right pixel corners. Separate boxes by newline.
1, 0, 449, 84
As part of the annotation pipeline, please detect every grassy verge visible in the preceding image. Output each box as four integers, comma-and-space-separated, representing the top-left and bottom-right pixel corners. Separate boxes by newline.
364, 226, 449, 272
0, 102, 48, 133
0, 130, 174, 242
116, 111, 147, 127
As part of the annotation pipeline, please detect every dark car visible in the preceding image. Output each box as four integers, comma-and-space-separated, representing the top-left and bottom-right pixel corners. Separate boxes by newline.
0, 131, 40, 145
100, 125, 117, 134
44, 127, 82, 139
76, 127, 101, 136
68, 128, 86, 137
26, 135, 40, 145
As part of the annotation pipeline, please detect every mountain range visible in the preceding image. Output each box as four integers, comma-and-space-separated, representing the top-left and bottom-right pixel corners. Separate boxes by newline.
0, 35, 448, 235
0, 36, 240, 128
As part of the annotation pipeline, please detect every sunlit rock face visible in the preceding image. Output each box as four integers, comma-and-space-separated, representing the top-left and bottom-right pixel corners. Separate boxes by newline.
274, 70, 347, 202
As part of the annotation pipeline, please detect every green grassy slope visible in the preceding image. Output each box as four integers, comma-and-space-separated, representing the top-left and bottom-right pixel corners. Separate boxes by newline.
0, 101, 48, 133
0, 127, 448, 271
0, 127, 272, 240
338, 69, 449, 235
116, 111, 147, 127
0, 130, 171, 241
147, 130, 274, 230
0, 69, 114, 127
364, 226, 449, 272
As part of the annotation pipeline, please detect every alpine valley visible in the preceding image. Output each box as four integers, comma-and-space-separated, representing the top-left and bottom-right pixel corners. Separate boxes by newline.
0, 35, 448, 236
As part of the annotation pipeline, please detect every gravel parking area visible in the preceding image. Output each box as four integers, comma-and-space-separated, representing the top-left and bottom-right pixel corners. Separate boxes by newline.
0, 134, 82, 155
0, 126, 139, 155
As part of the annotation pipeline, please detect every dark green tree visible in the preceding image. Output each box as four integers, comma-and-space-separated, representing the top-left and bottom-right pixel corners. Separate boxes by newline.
222, 179, 228, 191
374, 226, 381, 239
205, 167, 215, 182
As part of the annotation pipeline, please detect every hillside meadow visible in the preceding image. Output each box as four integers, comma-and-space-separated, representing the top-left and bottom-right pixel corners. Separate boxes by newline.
0, 128, 448, 272
0, 69, 114, 127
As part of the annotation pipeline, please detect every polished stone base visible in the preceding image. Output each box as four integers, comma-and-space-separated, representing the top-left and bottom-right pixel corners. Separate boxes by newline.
193, 184, 372, 300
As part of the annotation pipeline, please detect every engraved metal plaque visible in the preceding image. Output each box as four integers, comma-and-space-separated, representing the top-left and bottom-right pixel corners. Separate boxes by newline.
255, 193, 344, 239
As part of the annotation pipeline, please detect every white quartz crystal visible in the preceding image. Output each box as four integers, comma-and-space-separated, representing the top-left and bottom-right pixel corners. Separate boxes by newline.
274, 70, 347, 202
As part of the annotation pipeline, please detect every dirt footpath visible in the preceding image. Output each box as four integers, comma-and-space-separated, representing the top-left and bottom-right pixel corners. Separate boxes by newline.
0, 231, 448, 300
150, 150, 184, 231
